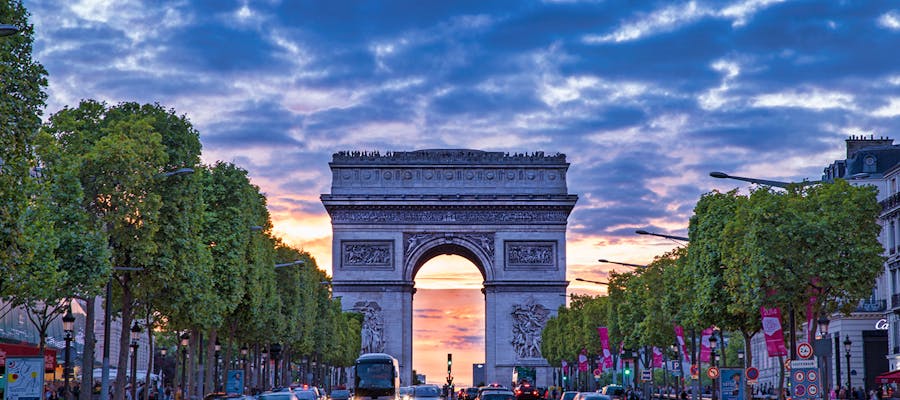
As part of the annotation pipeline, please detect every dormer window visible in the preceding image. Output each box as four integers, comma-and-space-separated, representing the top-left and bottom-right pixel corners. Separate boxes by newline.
864, 154, 878, 173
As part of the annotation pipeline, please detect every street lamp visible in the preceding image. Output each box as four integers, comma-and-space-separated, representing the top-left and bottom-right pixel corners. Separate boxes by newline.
709, 333, 719, 400
818, 315, 831, 338
274, 260, 304, 268
0, 24, 18, 37
575, 277, 609, 285
261, 345, 269, 390
215, 339, 222, 392
241, 345, 249, 394
635, 229, 689, 242
844, 336, 852, 390
709, 171, 821, 189
130, 321, 142, 400
62, 306, 76, 400
597, 258, 647, 269
180, 332, 190, 400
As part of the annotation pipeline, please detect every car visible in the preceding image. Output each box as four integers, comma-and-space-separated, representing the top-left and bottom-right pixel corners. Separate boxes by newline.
330, 389, 351, 400
600, 385, 625, 400
465, 388, 480, 400
479, 390, 515, 400
513, 383, 541, 400
293, 390, 318, 400
411, 385, 442, 400
477, 384, 509, 400
400, 386, 415, 400
258, 393, 301, 400
561, 391, 579, 400
573, 393, 609, 400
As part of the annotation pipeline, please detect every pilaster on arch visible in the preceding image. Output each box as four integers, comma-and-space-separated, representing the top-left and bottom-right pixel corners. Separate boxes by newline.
402, 232, 495, 282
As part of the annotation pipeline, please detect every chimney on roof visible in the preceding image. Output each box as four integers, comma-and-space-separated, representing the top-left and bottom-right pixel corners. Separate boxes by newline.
846, 134, 893, 159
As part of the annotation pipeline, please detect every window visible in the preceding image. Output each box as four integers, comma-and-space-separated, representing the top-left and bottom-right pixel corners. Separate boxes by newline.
892, 178, 897, 194
888, 221, 897, 254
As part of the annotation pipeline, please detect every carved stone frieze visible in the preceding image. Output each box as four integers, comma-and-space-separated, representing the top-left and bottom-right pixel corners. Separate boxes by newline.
505, 241, 556, 269
332, 167, 567, 187
511, 297, 551, 359
332, 208, 570, 225
404, 232, 495, 260
332, 149, 567, 164
341, 241, 393, 268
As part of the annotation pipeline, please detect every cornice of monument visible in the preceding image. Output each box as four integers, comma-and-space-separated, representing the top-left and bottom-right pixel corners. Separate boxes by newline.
331, 149, 568, 165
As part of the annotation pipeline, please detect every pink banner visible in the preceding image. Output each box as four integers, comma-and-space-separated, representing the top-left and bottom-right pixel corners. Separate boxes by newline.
700, 327, 713, 363
674, 325, 691, 364
652, 347, 664, 368
618, 341, 625, 369
561, 360, 569, 374
578, 349, 589, 372
598, 327, 613, 368
761, 307, 788, 357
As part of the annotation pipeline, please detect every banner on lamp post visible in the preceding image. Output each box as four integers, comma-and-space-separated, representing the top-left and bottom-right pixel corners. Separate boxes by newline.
598, 327, 613, 368
761, 307, 788, 357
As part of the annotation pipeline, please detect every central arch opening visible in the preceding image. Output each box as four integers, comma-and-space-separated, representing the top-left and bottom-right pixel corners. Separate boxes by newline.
413, 254, 485, 388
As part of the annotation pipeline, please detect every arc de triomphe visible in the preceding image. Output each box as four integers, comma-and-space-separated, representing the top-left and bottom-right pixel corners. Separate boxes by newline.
321, 149, 577, 386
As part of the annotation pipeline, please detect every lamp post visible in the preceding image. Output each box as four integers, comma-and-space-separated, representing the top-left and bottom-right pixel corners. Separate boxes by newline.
63, 306, 76, 400
240, 345, 249, 394
180, 332, 190, 400
844, 336, 852, 390
261, 346, 269, 390
817, 316, 830, 395
130, 321, 142, 400
709, 333, 719, 400
215, 339, 222, 392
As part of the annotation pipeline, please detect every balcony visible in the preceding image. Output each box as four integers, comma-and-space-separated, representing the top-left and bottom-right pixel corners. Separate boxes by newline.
858, 299, 887, 312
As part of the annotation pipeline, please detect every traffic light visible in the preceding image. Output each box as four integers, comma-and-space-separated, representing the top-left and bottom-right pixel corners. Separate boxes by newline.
624, 361, 631, 376
448, 353, 453, 374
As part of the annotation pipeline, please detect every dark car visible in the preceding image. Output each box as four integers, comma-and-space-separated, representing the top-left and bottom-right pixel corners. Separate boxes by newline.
330, 390, 351, 400
466, 388, 480, 400
513, 383, 541, 400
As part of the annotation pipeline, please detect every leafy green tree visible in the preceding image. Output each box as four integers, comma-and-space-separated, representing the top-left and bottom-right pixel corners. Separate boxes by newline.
0, 0, 48, 313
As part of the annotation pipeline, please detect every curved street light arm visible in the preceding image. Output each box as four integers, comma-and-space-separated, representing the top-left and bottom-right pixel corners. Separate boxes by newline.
635, 229, 689, 242
575, 277, 609, 286
597, 258, 647, 268
709, 171, 821, 189
274, 260, 304, 268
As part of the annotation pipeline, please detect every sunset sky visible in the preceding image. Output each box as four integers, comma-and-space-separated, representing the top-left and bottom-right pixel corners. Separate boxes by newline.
24, 0, 900, 387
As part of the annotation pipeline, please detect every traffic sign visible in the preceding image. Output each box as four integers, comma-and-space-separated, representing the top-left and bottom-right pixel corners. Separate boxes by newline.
785, 359, 792, 371
708, 367, 720, 379
593, 368, 602, 378
690, 364, 700, 379
642, 370, 652, 382
746, 367, 759, 384
797, 343, 814, 359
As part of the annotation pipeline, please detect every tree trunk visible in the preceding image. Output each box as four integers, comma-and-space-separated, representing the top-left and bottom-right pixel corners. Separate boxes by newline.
205, 329, 217, 394
114, 276, 133, 400
81, 297, 96, 400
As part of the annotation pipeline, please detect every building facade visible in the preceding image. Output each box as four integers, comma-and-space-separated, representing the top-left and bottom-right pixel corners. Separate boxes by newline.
749, 136, 898, 392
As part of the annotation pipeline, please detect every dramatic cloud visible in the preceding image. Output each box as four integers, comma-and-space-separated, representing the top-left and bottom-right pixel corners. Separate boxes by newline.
25, 0, 900, 384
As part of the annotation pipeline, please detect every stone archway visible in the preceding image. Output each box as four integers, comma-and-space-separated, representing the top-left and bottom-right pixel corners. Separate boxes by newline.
322, 149, 578, 387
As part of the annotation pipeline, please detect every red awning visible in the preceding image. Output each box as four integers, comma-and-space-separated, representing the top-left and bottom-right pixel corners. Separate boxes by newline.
876, 370, 900, 384
0, 342, 58, 371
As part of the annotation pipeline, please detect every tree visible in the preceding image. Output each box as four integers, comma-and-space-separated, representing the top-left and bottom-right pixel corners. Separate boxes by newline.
0, 0, 48, 315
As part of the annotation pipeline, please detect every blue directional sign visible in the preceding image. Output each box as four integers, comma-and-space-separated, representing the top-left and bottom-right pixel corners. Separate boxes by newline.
226, 370, 244, 395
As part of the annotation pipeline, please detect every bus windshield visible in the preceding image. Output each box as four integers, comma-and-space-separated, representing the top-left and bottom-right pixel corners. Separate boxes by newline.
354, 355, 398, 400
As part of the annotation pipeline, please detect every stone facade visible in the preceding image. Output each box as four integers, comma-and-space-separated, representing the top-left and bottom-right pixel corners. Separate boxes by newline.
322, 149, 577, 386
